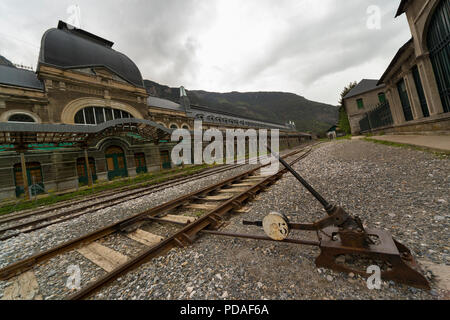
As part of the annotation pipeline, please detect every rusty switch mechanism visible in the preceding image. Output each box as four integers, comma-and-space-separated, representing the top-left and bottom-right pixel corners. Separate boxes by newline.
225, 147, 430, 290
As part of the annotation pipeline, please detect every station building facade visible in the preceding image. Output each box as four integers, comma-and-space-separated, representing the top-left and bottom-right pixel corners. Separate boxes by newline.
342, 80, 386, 134
350, 0, 449, 134
0, 21, 310, 200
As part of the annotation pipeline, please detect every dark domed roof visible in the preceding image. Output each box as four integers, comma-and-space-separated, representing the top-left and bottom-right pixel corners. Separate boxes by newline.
38, 21, 144, 88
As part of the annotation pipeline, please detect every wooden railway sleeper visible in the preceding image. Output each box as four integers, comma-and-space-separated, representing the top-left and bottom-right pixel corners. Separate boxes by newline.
206, 213, 225, 230
232, 200, 242, 210
0, 146, 311, 292
180, 233, 196, 245
246, 190, 257, 200
173, 238, 186, 248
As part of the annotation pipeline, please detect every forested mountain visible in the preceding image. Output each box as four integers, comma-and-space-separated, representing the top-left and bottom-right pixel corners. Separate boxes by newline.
144, 80, 338, 133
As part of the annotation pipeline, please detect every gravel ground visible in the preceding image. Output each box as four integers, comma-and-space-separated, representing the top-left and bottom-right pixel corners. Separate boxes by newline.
32, 251, 107, 300
0, 165, 241, 233
91, 140, 449, 300
0, 163, 265, 276
0, 147, 305, 299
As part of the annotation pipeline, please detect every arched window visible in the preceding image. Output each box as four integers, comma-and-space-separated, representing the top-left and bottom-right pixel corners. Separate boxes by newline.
170, 124, 179, 129
182, 125, 190, 130
427, 0, 450, 113
8, 114, 35, 123
74, 107, 133, 125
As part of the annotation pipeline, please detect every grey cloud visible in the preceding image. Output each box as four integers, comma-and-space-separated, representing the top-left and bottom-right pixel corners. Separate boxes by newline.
1, 0, 217, 81
236, 0, 410, 86
0, 0, 410, 104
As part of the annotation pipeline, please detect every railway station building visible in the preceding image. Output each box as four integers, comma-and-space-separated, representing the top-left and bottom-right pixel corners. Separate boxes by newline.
342, 80, 387, 135
347, 0, 449, 135
0, 21, 310, 201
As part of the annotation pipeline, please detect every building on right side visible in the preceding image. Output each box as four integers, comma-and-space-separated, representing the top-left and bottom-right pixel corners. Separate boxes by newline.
355, 0, 449, 135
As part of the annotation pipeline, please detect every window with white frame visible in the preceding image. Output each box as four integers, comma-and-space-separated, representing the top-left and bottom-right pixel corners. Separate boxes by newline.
74, 107, 132, 125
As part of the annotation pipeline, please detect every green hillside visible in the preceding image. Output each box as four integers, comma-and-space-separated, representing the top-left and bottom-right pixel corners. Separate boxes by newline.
144, 80, 338, 134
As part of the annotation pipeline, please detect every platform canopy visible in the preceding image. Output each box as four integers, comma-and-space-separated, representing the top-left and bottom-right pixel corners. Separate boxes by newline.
0, 118, 173, 152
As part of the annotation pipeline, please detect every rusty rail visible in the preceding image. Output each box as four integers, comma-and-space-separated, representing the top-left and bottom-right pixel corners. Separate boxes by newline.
0, 164, 247, 236
0, 165, 237, 224
68, 148, 313, 299
0, 145, 313, 282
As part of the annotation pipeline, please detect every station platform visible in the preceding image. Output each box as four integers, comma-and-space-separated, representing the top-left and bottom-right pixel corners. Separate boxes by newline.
369, 134, 450, 152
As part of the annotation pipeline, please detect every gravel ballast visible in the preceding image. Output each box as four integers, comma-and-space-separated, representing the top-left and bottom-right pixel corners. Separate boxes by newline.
1, 141, 448, 300
93, 140, 449, 300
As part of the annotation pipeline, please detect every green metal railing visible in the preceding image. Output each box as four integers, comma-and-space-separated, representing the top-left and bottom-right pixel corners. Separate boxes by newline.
359, 101, 394, 133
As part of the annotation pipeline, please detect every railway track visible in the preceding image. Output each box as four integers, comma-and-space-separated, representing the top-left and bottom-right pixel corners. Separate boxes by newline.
0, 165, 219, 221
0, 163, 250, 240
0, 145, 314, 300
0, 145, 314, 240
0, 163, 242, 224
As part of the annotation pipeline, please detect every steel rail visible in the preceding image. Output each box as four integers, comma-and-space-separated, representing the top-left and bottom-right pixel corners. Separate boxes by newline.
3, 144, 302, 224
0, 165, 225, 223
0, 146, 311, 281
0, 164, 249, 240
68, 149, 313, 300
0, 164, 242, 226
0, 145, 313, 237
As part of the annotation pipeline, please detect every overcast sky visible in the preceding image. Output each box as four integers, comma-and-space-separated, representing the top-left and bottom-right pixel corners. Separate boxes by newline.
0, 0, 411, 105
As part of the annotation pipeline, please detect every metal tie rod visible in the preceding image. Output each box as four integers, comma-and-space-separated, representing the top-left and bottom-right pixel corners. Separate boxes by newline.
266, 146, 332, 212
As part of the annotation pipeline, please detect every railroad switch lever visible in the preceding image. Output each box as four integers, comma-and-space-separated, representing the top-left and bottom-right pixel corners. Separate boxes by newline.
240, 146, 432, 290
244, 207, 369, 240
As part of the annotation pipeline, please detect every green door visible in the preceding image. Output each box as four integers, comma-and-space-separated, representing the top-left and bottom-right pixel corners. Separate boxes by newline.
412, 65, 430, 118
134, 153, 148, 174
105, 146, 128, 180
397, 79, 414, 121
77, 158, 98, 185
160, 150, 171, 169
13, 162, 45, 197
